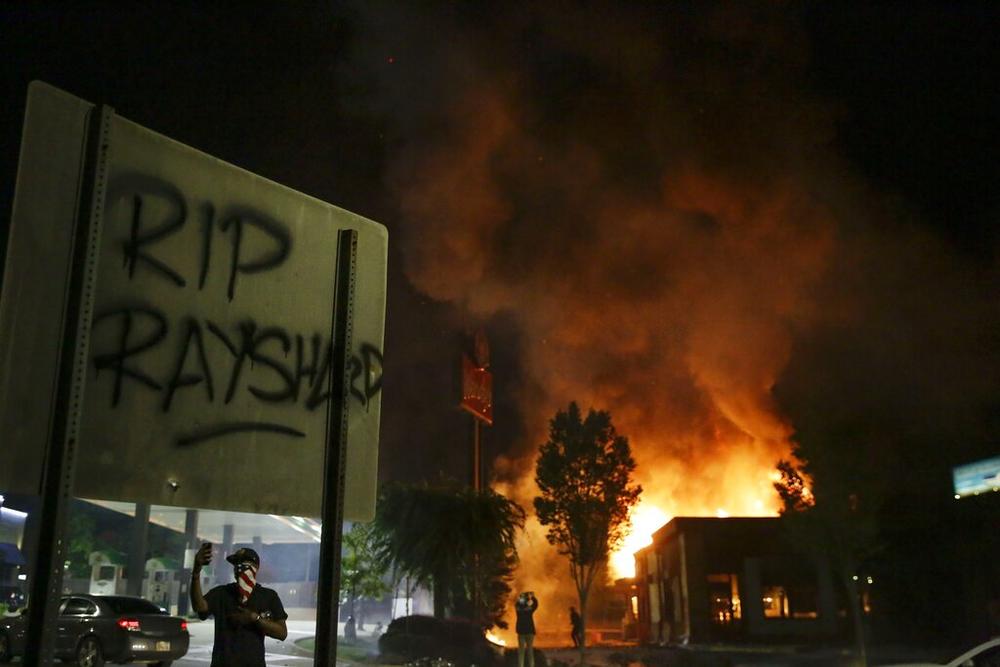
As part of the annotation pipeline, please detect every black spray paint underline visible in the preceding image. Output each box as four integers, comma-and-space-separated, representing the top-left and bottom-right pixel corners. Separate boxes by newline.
176, 422, 306, 446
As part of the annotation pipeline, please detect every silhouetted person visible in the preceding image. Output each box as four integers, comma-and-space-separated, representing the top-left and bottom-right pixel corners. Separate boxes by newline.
345, 614, 357, 639
191, 544, 288, 667
515, 591, 538, 667
569, 606, 583, 647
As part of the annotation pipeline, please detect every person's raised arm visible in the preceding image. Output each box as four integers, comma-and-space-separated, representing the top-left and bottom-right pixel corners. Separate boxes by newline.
190, 543, 212, 616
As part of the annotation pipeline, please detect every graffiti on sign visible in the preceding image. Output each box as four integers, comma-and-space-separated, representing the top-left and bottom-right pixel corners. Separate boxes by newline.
1, 83, 387, 517
88, 173, 383, 448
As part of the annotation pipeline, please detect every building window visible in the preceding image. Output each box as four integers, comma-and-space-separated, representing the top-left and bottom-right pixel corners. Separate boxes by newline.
762, 585, 788, 618
762, 584, 819, 619
788, 585, 819, 619
706, 573, 741, 623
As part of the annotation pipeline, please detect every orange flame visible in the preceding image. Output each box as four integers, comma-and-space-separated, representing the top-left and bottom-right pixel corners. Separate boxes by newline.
610, 503, 670, 578
486, 631, 507, 646
607, 457, 784, 579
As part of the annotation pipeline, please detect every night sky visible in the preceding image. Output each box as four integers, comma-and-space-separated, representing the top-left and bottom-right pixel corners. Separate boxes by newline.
1, 3, 997, 510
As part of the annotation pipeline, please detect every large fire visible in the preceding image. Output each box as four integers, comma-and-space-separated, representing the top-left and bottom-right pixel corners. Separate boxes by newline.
608, 465, 785, 579
495, 441, 787, 641
383, 2, 840, 641
609, 503, 671, 579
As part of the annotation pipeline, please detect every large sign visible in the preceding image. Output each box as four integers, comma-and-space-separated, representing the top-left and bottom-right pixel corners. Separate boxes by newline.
952, 455, 1000, 499
0, 82, 386, 519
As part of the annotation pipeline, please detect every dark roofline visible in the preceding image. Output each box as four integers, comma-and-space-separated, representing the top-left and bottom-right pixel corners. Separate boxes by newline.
648, 515, 779, 543
633, 515, 781, 562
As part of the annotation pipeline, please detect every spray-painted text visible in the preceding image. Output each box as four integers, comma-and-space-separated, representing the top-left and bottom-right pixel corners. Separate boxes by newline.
90, 174, 383, 446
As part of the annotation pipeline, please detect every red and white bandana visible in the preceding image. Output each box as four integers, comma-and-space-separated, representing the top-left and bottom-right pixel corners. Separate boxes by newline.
235, 562, 258, 604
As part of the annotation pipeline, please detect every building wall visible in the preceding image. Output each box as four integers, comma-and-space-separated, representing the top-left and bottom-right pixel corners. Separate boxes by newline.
634, 518, 841, 645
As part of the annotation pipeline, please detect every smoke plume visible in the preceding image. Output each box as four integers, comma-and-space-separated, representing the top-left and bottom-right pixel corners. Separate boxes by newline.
368, 4, 837, 508
349, 1, 1000, 636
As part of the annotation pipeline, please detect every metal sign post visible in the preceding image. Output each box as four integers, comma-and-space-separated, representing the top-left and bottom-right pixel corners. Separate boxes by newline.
460, 330, 492, 491
314, 229, 358, 665
23, 103, 113, 666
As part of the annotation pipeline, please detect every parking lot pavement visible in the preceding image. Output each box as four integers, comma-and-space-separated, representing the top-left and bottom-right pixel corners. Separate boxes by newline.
543, 644, 857, 667
175, 618, 318, 666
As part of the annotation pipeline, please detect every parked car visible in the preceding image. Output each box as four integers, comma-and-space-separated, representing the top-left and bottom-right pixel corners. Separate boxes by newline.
886, 637, 1000, 667
379, 615, 504, 667
0, 594, 189, 666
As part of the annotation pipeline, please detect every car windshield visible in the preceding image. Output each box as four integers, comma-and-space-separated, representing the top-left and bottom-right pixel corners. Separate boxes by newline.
101, 597, 164, 615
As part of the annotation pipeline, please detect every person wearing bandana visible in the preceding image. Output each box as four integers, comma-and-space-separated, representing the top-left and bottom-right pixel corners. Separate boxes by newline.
190, 544, 288, 666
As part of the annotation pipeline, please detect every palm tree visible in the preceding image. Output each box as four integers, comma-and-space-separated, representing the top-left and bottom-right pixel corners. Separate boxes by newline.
372, 483, 525, 627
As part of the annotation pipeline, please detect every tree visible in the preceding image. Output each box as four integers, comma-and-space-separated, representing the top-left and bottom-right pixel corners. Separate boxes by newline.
534, 402, 641, 660
774, 457, 879, 667
372, 483, 526, 628
65, 511, 97, 578
340, 522, 391, 628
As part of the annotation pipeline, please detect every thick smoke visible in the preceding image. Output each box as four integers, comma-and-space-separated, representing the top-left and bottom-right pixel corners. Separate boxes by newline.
365, 3, 838, 509
350, 2, 999, 636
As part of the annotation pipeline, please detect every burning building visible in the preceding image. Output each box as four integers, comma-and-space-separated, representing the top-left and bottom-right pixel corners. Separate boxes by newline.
634, 517, 843, 644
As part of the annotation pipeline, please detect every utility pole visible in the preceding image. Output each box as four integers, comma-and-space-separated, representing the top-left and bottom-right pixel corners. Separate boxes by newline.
459, 329, 493, 620
473, 416, 482, 491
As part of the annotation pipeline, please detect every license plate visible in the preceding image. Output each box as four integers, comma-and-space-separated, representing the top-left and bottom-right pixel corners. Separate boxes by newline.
156, 641, 170, 651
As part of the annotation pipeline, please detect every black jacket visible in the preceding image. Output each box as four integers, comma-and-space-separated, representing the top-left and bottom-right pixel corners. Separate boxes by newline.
515, 596, 538, 635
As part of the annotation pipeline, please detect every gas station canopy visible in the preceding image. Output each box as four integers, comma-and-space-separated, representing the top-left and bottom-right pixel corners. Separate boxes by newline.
88, 500, 324, 544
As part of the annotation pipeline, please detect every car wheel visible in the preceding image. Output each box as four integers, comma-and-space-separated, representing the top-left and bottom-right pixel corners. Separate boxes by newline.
75, 636, 104, 667
151, 662, 172, 667
0, 631, 11, 663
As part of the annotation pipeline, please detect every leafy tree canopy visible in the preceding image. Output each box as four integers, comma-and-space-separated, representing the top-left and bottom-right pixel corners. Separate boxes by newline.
535, 402, 641, 567
341, 522, 391, 609
534, 402, 641, 653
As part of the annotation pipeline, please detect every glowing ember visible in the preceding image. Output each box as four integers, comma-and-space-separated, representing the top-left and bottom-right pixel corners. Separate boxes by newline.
486, 631, 506, 646
609, 503, 670, 578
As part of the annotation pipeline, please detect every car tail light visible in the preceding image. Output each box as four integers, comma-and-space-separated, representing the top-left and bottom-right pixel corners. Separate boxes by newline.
180, 620, 188, 632
117, 618, 141, 631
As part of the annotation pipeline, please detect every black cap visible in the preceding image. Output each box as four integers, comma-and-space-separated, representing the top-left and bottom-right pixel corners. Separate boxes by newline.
225, 547, 260, 566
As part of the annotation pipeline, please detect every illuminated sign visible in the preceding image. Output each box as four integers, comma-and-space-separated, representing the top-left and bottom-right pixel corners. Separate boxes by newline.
952, 455, 1000, 498
460, 354, 493, 425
